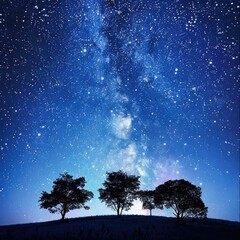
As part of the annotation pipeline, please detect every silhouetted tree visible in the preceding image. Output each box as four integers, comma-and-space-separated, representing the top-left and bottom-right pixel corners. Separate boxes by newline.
154, 179, 207, 221
39, 172, 93, 220
98, 170, 140, 217
138, 190, 155, 216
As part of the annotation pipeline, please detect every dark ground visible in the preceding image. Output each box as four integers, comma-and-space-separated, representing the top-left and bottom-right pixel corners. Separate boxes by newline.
0, 215, 239, 240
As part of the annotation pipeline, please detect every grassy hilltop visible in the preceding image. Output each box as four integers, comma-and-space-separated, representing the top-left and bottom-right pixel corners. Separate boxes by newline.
0, 215, 239, 240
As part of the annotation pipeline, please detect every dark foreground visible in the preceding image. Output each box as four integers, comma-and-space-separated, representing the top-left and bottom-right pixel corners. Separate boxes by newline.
0, 215, 239, 240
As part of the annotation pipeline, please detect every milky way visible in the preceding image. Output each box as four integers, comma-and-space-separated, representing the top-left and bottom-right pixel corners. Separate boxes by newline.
0, 0, 239, 224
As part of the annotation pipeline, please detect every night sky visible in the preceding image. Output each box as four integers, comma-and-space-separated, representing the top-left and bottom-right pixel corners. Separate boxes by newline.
0, 0, 239, 225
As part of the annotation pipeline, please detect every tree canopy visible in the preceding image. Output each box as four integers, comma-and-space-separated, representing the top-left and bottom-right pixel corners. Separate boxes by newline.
138, 190, 155, 216
39, 171, 208, 222
39, 172, 93, 220
98, 170, 140, 216
154, 179, 208, 221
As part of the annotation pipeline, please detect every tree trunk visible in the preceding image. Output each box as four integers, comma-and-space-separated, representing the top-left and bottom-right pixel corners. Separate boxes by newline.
150, 209, 152, 216
117, 207, 120, 217
61, 207, 66, 220
176, 212, 180, 220
176, 212, 184, 223
61, 211, 66, 220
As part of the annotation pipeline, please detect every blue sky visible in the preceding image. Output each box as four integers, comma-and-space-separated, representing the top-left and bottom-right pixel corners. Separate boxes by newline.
0, 0, 239, 225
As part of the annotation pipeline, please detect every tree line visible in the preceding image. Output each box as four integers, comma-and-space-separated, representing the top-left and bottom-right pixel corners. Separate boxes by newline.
39, 170, 208, 221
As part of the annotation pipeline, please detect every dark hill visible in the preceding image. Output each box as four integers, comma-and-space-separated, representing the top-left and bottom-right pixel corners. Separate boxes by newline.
0, 215, 239, 240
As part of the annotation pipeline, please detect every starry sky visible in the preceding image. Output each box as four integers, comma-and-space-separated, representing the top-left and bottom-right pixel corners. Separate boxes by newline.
0, 0, 239, 225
